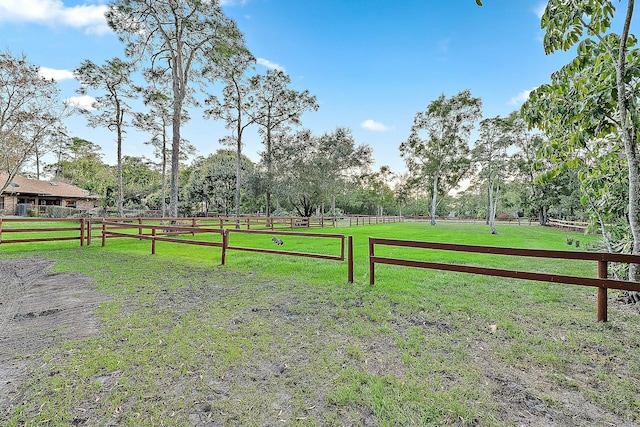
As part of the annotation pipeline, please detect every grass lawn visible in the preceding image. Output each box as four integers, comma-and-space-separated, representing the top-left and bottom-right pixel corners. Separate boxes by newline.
1, 221, 639, 426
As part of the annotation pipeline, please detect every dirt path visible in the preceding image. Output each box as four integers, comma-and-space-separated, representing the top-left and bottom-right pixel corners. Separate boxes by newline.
0, 258, 106, 415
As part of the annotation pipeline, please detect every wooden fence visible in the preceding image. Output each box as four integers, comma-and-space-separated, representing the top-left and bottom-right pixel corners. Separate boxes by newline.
405, 216, 526, 224
368, 237, 640, 322
225, 229, 353, 283
0, 218, 88, 246
346, 215, 404, 226
99, 220, 353, 283
101, 220, 226, 260
547, 218, 590, 232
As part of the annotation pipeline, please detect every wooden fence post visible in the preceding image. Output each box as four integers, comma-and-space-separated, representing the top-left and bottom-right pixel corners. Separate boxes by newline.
151, 228, 157, 255
138, 218, 143, 240
597, 260, 608, 322
369, 237, 375, 285
80, 218, 85, 247
0, 218, 3, 245
221, 230, 228, 265
101, 221, 106, 247
348, 235, 354, 284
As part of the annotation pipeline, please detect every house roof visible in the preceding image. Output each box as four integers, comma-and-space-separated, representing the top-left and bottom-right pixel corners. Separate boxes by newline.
0, 173, 96, 199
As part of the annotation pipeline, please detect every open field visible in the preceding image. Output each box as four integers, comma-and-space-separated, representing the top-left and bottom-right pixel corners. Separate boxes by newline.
1, 222, 639, 426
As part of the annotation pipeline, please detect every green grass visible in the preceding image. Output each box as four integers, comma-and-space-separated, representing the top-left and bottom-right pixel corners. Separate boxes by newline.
2, 221, 639, 426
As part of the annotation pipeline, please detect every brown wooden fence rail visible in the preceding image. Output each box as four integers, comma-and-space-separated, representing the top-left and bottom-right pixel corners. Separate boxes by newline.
0, 218, 87, 246
225, 229, 354, 283
86, 216, 336, 233
99, 220, 354, 283
100, 220, 227, 261
195, 216, 336, 229
368, 237, 640, 322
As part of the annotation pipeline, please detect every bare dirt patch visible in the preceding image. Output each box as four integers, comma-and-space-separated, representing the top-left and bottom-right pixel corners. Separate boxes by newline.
0, 258, 107, 415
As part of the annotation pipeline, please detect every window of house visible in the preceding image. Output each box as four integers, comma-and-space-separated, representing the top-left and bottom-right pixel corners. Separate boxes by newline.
0, 197, 4, 210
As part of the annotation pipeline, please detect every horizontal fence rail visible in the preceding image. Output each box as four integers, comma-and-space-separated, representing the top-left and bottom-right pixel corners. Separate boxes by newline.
101, 220, 227, 262
368, 237, 640, 322
346, 216, 404, 226
98, 220, 354, 283
547, 218, 591, 232
225, 229, 353, 283
0, 218, 87, 246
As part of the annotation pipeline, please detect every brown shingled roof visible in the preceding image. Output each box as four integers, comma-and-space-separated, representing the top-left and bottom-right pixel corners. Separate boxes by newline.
0, 173, 95, 199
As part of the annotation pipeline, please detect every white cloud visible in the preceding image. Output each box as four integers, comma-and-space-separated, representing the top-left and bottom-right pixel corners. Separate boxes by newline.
66, 95, 96, 110
0, 0, 110, 34
508, 88, 536, 106
38, 66, 75, 81
256, 58, 285, 71
361, 119, 390, 132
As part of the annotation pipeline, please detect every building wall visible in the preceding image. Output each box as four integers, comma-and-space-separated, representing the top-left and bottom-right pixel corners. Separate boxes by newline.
1, 195, 17, 215
0, 195, 96, 215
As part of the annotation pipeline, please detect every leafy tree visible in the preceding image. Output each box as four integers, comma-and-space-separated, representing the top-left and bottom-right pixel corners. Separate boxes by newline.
204, 48, 256, 222
75, 57, 136, 217
45, 137, 112, 198
0, 51, 71, 191
363, 167, 397, 216
121, 155, 161, 208
107, 0, 248, 217
187, 150, 255, 215
315, 127, 373, 215
525, 0, 640, 289
472, 115, 514, 234
400, 90, 482, 225
246, 70, 319, 216
269, 130, 322, 217
270, 128, 372, 217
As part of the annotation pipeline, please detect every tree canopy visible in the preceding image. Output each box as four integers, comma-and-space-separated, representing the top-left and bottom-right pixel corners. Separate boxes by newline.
400, 89, 482, 225
0, 51, 71, 193
106, 0, 248, 217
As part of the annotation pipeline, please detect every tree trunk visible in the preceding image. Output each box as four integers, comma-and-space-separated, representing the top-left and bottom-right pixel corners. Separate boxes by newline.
34, 144, 41, 180
430, 176, 438, 225
488, 181, 497, 234
486, 185, 490, 225
117, 117, 123, 218
161, 133, 167, 218
538, 206, 545, 226
169, 74, 184, 219
615, 0, 640, 298
265, 123, 272, 217
235, 135, 242, 229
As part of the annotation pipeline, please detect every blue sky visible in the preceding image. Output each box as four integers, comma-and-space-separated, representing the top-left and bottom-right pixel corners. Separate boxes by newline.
0, 0, 596, 174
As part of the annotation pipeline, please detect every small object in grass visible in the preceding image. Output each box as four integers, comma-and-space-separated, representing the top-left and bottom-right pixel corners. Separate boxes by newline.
488, 324, 498, 333
575, 240, 580, 248
271, 237, 283, 245
566, 237, 573, 245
